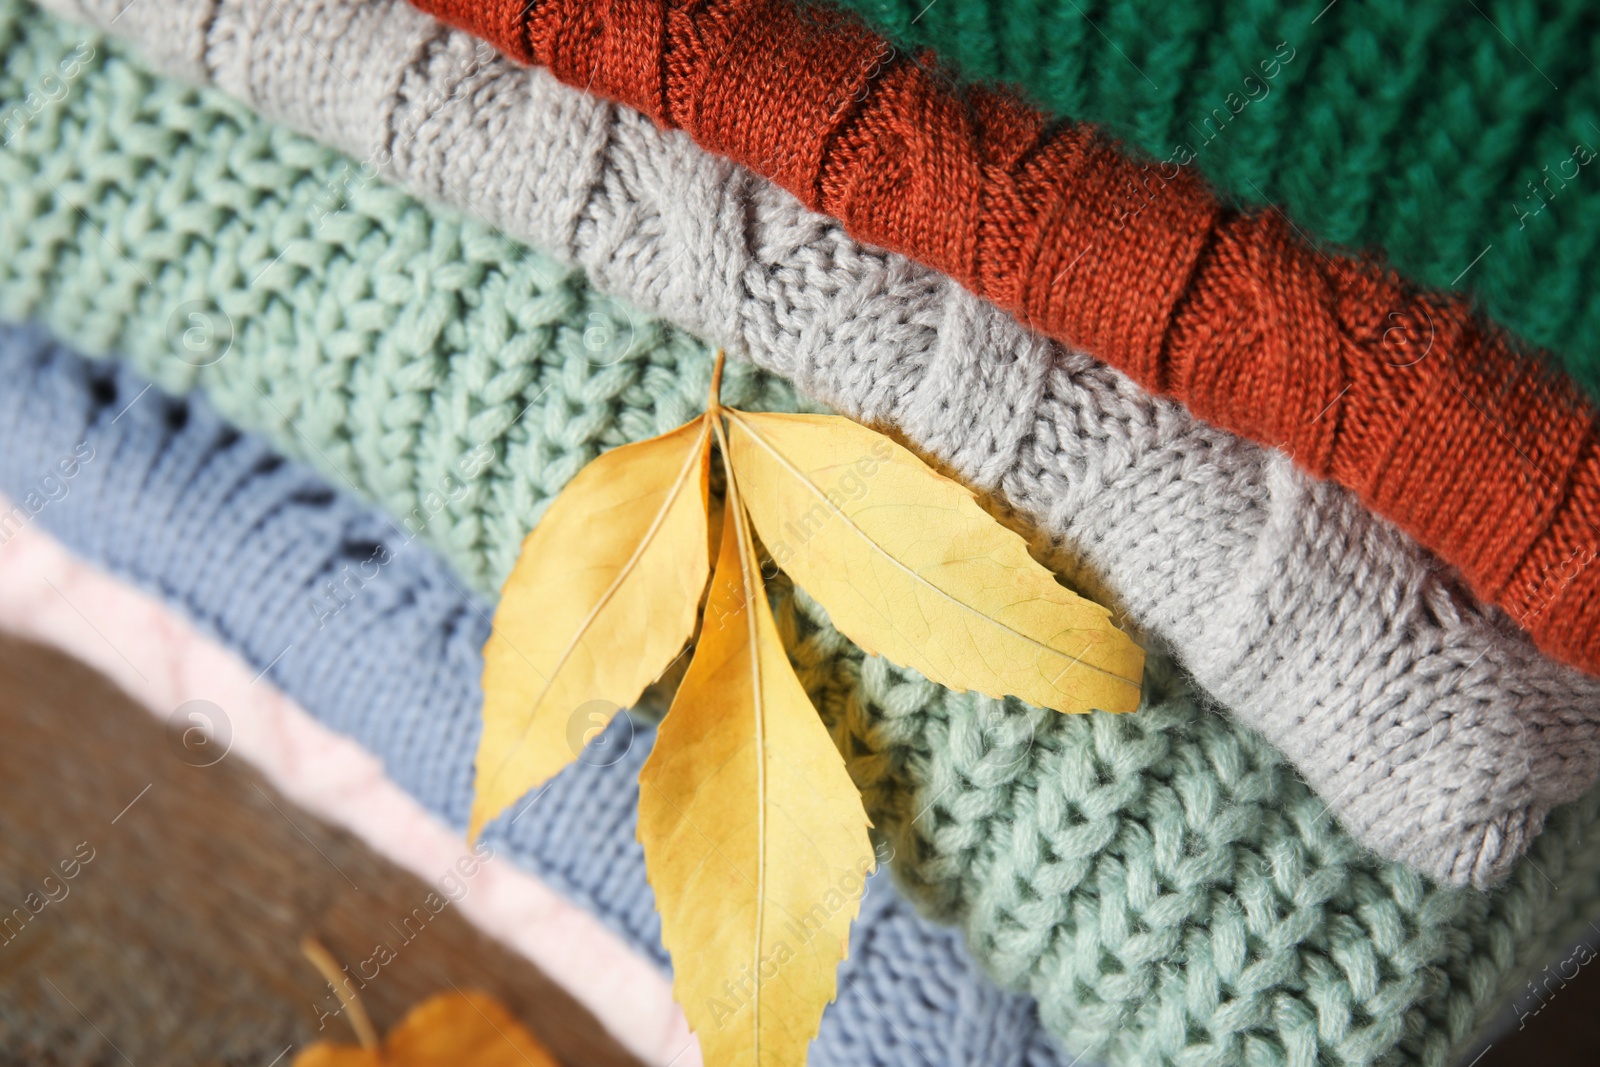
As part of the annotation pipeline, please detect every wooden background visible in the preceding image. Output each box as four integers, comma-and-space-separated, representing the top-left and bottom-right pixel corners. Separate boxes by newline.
0, 632, 640, 1066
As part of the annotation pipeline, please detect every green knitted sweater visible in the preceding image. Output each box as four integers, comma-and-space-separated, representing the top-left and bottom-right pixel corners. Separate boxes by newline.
4, 4, 1600, 1063
819, 0, 1600, 399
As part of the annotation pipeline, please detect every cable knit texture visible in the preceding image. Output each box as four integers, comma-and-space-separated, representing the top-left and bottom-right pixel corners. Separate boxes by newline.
817, 0, 1600, 401
402, 0, 1600, 680
0, 324, 1072, 1067
21, 0, 1600, 887
7, 325, 1600, 1067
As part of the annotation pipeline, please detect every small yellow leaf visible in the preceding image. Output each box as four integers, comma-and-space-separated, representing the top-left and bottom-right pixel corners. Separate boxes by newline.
475, 417, 713, 838
724, 410, 1144, 714
293, 991, 558, 1067
638, 486, 874, 1067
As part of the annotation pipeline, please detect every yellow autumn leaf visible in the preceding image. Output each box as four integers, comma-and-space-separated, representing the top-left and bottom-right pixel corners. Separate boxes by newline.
475, 351, 1142, 1065
473, 417, 713, 838
637, 482, 874, 1066
723, 410, 1144, 714
293, 990, 558, 1067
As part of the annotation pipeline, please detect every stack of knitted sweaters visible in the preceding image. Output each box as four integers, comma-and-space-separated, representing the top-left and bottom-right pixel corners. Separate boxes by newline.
0, 0, 1596, 1064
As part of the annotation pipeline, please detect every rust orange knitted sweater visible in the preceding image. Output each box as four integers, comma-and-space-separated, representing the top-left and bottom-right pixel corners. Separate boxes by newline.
411, 0, 1600, 676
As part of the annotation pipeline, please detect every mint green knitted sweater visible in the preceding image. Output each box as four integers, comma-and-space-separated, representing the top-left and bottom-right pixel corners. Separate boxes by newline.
3, 5, 1600, 1064
820, 0, 1600, 399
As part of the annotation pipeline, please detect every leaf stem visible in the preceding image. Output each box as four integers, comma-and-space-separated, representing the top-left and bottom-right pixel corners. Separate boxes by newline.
301, 935, 380, 1051
708, 347, 726, 415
